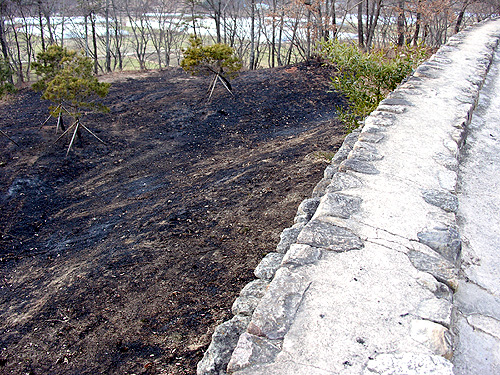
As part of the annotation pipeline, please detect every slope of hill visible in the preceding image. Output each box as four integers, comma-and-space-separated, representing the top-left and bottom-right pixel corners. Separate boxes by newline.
0, 61, 344, 374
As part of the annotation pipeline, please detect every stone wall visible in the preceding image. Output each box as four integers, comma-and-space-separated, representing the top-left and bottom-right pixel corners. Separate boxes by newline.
197, 18, 500, 375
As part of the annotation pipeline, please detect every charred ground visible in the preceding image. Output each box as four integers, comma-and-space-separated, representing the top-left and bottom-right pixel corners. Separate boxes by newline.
0, 60, 345, 374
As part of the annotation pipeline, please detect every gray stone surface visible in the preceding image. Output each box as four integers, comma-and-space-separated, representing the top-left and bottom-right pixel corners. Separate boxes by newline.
380, 98, 414, 106
326, 172, 363, 192
454, 281, 500, 322
364, 353, 454, 375
358, 132, 385, 143
197, 315, 251, 375
454, 45, 500, 375
227, 333, 281, 373
247, 267, 311, 340
232, 295, 261, 316
407, 250, 458, 290
453, 314, 500, 375
294, 197, 320, 224
311, 177, 331, 198
329, 131, 360, 169
313, 192, 362, 219
275, 225, 303, 254
414, 297, 453, 328
422, 189, 459, 212
377, 104, 408, 114
239, 279, 269, 299
339, 158, 379, 174
232, 280, 270, 316
296, 219, 363, 251
417, 227, 461, 264
281, 244, 322, 267
409, 319, 453, 358
350, 141, 384, 161
254, 252, 284, 281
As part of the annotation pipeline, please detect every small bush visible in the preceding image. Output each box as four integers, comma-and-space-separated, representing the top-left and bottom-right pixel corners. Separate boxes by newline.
181, 36, 242, 97
0, 58, 16, 97
181, 36, 242, 78
319, 41, 429, 131
33, 45, 110, 154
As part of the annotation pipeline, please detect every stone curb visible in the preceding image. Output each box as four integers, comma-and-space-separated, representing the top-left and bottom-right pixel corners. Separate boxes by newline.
197, 18, 500, 375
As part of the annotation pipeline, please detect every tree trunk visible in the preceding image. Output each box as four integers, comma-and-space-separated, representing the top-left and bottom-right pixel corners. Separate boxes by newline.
105, 0, 111, 72
90, 12, 98, 75
60, 0, 65, 46
455, 1, 469, 34
397, 0, 405, 46
358, 0, 364, 48
366, 0, 382, 49
0, 5, 9, 61
331, 0, 337, 39
271, 0, 276, 67
306, 7, 312, 58
38, 0, 46, 51
249, 0, 255, 70
413, 11, 421, 46
84, 14, 89, 56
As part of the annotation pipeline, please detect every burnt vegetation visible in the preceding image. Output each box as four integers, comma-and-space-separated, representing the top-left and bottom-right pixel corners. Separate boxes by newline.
0, 61, 345, 374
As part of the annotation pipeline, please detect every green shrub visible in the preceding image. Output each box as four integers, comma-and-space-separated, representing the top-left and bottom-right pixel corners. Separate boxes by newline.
319, 41, 429, 131
0, 58, 15, 97
181, 36, 242, 97
33, 45, 110, 154
32, 45, 77, 93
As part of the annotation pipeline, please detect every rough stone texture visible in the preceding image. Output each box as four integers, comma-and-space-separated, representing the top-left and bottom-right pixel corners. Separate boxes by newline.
451, 127, 467, 147
453, 281, 500, 322
232, 280, 270, 316
326, 172, 363, 192
329, 131, 360, 171
358, 132, 385, 143
380, 98, 414, 106
239, 279, 269, 299
232, 295, 261, 316
437, 170, 458, 192
414, 298, 453, 328
364, 111, 396, 127
350, 141, 384, 161
417, 227, 461, 264
323, 164, 337, 179
254, 253, 285, 281
409, 320, 454, 359
364, 353, 454, 375
339, 158, 379, 174
247, 267, 311, 340
275, 225, 303, 254
422, 189, 459, 212
281, 244, 322, 267
313, 193, 362, 219
434, 152, 459, 171
296, 219, 363, 251
197, 315, 251, 375
226, 333, 281, 373
311, 177, 331, 198
408, 250, 459, 290
294, 197, 320, 224
377, 104, 408, 114
232, 361, 336, 375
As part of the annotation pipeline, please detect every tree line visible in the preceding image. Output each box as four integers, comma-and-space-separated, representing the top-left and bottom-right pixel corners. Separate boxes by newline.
0, 0, 499, 84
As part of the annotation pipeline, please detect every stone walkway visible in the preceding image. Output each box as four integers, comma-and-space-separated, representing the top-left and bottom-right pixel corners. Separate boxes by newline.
197, 18, 500, 375
452, 42, 500, 375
